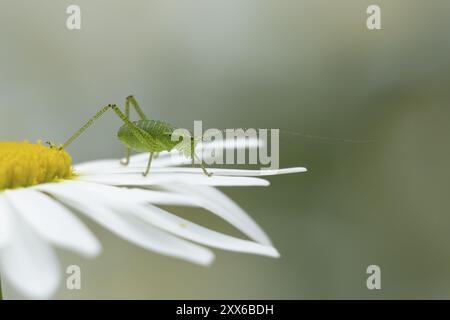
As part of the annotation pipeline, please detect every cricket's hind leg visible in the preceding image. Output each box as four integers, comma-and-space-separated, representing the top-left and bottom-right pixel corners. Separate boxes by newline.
126, 95, 147, 120
192, 152, 213, 177
120, 148, 132, 166
121, 95, 148, 166
188, 137, 212, 177
143, 152, 154, 177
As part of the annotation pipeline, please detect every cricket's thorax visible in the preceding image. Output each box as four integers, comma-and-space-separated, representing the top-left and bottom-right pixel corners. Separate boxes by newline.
0, 141, 73, 191
117, 119, 180, 153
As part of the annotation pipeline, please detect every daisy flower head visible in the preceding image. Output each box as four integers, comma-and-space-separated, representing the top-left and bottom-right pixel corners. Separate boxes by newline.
0, 117, 306, 300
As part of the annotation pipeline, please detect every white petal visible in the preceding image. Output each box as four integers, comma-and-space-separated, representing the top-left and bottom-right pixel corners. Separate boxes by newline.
163, 185, 273, 245
38, 182, 214, 266
4, 189, 101, 258
46, 182, 279, 257
0, 207, 60, 299
36, 181, 197, 207
73, 159, 121, 172
0, 195, 13, 247
143, 150, 191, 167
121, 188, 198, 206
131, 203, 280, 257
77, 166, 307, 176
77, 173, 270, 187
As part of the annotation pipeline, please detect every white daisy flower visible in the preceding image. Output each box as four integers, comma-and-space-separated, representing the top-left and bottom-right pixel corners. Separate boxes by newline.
0, 138, 306, 299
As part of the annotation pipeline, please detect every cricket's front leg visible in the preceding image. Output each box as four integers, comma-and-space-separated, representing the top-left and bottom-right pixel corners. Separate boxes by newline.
189, 138, 212, 177
193, 152, 213, 177
121, 96, 147, 166
143, 152, 154, 177
120, 148, 131, 166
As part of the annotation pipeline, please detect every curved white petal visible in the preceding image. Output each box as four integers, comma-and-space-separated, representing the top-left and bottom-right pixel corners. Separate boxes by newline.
45, 182, 279, 257
77, 173, 270, 187
73, 173, 272, 246
131, 203, 280, 257
162, 185, 273, 246
4, 189, 101, 258
0, 206, 60, 299
120, 188, 198, 207
38, 182, 214, 266
0, 195, 13, 247
36, 181, 197, 207
137, 150, 191, 167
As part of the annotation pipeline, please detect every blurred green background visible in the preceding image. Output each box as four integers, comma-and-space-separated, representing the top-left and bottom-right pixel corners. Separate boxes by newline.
1, 0, 450, 299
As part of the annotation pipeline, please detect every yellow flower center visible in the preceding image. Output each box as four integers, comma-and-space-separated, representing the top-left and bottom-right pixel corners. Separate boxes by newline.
0, 141, 73, 191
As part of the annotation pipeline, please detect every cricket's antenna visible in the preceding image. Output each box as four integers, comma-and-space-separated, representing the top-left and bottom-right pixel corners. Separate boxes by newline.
279, 130, 375, 144
62, 105, 111, 149
200, 128, 374, 144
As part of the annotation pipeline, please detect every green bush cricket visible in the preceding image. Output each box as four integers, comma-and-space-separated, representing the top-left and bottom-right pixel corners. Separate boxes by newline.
59, 95, 212, 177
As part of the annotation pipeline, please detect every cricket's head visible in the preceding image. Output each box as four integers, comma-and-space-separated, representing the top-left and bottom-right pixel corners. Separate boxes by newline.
45, 141, 64, 150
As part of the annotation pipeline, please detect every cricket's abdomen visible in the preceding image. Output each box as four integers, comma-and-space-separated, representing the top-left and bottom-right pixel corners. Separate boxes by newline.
117, 120, 180, 153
